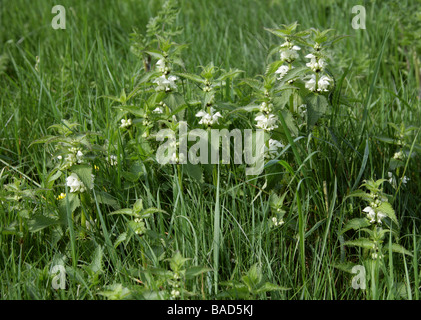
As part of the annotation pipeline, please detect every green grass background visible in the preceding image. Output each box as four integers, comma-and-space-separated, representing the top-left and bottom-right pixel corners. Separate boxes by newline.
0, 0, 420, 299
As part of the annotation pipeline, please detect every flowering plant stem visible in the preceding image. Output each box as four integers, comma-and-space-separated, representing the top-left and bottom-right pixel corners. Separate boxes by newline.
278, 109, 307, 290
177, 164, 183, 193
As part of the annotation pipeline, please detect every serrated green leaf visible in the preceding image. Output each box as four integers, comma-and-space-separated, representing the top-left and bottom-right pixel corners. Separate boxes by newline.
389, 243, 413, 256
185, 266, 212, 279
71, 165, 93, 190
28, 215, 60, 232
340, 218, 371, 234
344, 238, 376, 250
377, 202, 398, 225
255, 282, 290, 293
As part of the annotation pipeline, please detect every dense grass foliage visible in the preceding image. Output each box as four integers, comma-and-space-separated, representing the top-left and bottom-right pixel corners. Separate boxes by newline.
0, 0, 420, 300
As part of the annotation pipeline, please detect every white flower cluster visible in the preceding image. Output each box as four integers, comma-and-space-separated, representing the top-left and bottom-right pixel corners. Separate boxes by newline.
255, 101, 278, 131
120, 118, 132, 128
195, 107, 222, 126
156, 58, 171, 75
108, 155, 118, 166
133, 218, 145, 235
255, 113, 278, 131
393, 150, 404, 160
279, 40, 301, 64
66, 173, 95, 193
275, 65, 293, 81
170, 152, 185, 164
271, 216, 284, 227
305, 74, 332, 92
153, 107, 164, 114
61, 147, 84, 168
265, 139, 284, 159
259, 102, 273, 113
363, 206, 386, 224
388, 171, 409, 188
153, 75, 178, 92
362, 193, 388, 224
305, 54, 326, 73
66, 173, 86, 193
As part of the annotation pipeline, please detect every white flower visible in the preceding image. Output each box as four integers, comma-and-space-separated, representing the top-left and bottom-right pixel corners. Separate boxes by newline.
363, 206, 385, 224
255, 113, 278, 131
153, 107, 164, 114
171, 289, 180, 298
265, 139, 284, 159
57, 155, 62, 160
393, 150, 404, 160
275, 65, 292, 81
271, 216, 284, 227
153, 75, 177, 92
280, 49, 299, 63
108, 155, 118, 166
298, 104, 307, 115
305, 75, 317, 91
169, 152, 185, 164
318, 75, 331, 91
363, 206, 376, 223
66, 173, 85, 193
156, 59, 166, 73
305, 54, 326, 72
401, 176, 410, 185
120, 118, 132, 128
76, 150, 84, 163
388, 171, 397, 188
376, 211, 386, 224
259, 102, 273, 114
280, 41, 301, 51
195, 107, 222, 126
305, 74, 332, 92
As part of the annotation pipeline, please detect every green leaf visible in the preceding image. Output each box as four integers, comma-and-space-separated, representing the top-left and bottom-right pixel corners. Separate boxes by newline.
95, 191, 120, 210
185, 266, 212, 279
98, 284, 131, 300
28, 215, 60, 232
133, 199, 144, 214
114, 232, 128, 248
138, 207, 168, 218
217, 284, 250, 299
255, 282, 290, 294
306, 94, 328, 129
176, 72, 205, 84
332, 262, 357, 274
168, 251, 190, 272
280, 109, 298, 136
71, 165, 93, 190
183, 163, 204, 184
344, 238, 376, 250
340, 218, 371, 234
164, 92, 185, 111
86, 245, 104, 275
109, 208, 133, 216
389, 243, 413, 256
241, 264, 262, 291
58, 193, 80, 223
377, 202, 398, 225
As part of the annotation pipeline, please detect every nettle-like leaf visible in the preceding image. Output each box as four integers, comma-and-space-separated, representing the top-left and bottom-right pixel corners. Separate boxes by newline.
344, 238, 376, 250
360, 179, 388, 193
184, 266, 211, 280
377, 202, 398, 225
167, 251, 190, 272
305, 94, 329, 129
388, 243, 413, 257
340, 218, 371, 234
72, 164, 94, 191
